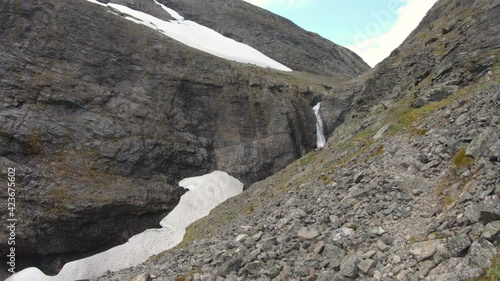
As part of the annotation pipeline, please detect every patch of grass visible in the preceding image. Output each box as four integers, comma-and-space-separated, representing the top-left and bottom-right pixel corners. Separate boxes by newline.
371, 104, 388, 115
175, 208, 238, 249
408, 127, 428, 136
435, 171, 454, 206
384, 88, 458, 137
434, 171, 470, 208
475, 258, 500, 281
370, 145, 384, 158
399, 97, 451, 128
246, 203, 254, 213
431, 230, 447, 239
318, 174, 328, 182
453, 148, 472, 168
335, 142, 372, 167
300, 151, 318, 166
442, 193, 457, 208
52, 185, 70, 201
25, 129, 43, 154
353, 127, 377, 144
177, 222, 212, 249
408, 234, 426, 244
435, 45, 447, 58
174, 271, 194, 281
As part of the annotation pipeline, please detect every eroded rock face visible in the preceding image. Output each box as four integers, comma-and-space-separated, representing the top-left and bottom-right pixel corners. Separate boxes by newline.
0, 0, 327, 272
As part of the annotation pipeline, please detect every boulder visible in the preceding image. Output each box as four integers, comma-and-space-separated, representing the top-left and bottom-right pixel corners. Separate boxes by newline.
298, 228, 320, 240
357, 258, 375, 274
466, 128, 498, 159
339, 255, 361, 278
481, 221, 500, 242
413, 85, 459, 108
469, 239, 497, 269
410, 240, 443, 261
479, 196, 500, 223
447, 233, 471, 257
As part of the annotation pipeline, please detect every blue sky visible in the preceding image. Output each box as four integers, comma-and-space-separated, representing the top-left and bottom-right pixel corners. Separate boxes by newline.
244, 0, 438, 67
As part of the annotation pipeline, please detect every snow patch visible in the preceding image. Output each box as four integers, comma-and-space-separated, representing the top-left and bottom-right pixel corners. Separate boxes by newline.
7, 171, 243, 281
86, 0, 107, 7
153, 0, 184, 21
85, 0, 291, 71
160, 171, 243, 229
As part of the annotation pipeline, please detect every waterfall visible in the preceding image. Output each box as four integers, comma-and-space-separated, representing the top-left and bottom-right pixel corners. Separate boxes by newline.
313, 102, 326, 148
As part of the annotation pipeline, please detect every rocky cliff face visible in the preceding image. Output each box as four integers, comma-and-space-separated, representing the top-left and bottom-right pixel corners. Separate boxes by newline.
94, 0, 499, 280
0, 0, 366, 273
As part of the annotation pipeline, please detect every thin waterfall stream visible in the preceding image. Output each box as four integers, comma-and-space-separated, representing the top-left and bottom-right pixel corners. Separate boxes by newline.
313, 102, 326, 148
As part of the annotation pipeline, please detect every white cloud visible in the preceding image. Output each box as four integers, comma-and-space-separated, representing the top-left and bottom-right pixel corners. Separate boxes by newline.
348, 0, 438, 67
244, 0, 313, 8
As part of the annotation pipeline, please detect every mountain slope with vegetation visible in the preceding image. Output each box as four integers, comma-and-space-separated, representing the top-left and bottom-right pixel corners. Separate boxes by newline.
97, 0, 499, 280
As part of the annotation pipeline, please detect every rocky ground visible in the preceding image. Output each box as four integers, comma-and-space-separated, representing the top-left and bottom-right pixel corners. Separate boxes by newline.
97, 67, 499, 281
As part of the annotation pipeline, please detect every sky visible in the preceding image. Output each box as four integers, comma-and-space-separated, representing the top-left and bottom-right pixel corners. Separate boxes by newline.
243, 0, 439, 67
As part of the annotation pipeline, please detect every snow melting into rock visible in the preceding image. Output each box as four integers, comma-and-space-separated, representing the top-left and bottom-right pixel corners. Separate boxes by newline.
153, 0, 184, 21
7, 171, 243, 281
159, 171, 243, 230
85, 0, 292, 72
313, 102, 326, 148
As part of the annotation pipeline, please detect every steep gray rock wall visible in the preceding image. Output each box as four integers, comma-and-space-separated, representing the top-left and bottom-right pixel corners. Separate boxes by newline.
0, 0, 320, 273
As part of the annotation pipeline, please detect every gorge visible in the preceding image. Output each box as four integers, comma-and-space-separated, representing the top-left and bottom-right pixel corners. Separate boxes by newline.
0, 0, 499, 280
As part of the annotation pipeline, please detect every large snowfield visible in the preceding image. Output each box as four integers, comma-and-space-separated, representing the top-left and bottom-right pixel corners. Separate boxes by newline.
7, 171, 244, 281
86, 0, 292, 71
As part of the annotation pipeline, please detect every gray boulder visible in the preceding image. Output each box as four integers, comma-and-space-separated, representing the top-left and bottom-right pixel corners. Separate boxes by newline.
447, 233, 471, 257
466, 128, 499, 159
479, 196, 500, 224
339, 255, 361, 278
469, 238, 497, 269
